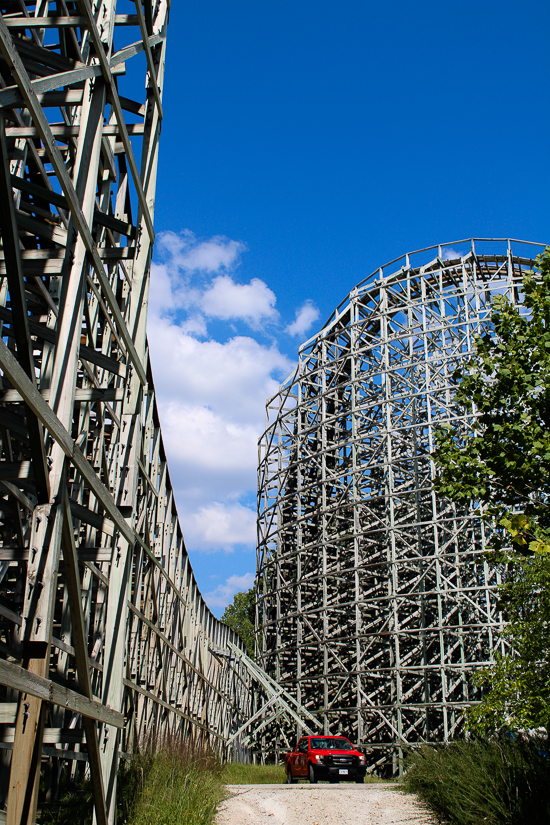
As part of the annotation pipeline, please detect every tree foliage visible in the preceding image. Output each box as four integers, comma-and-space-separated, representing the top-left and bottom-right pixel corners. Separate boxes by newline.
433, 248, 550, 555
468, 553, 550, 732
432, 248, 550, 731
221, 588, 256, 659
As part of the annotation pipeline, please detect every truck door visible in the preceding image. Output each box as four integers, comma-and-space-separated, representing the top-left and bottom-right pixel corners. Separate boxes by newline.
295, 737, 309, 777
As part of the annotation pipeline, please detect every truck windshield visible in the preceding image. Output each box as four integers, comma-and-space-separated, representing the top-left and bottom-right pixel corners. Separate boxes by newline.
310, 738, 354, 751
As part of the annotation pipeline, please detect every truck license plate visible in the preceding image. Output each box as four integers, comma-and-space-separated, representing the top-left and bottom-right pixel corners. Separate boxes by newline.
339, 769, 348, 775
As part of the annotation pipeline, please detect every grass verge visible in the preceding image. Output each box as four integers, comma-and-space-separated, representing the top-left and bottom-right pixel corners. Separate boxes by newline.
222, 762, 284, 784
221, 761, 386, 784
403, 736, 550, 825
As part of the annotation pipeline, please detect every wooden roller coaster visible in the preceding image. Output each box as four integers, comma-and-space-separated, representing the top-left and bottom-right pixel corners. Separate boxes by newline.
0, 4, 280, 823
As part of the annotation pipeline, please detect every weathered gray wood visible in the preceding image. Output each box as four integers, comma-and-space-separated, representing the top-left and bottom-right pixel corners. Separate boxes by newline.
1, 387, 124, 403
0, 18, 147, 385
5, 123, 145, 138
0, 659, 124, 727
61, 494, 108, 825
0, 307, 126, 376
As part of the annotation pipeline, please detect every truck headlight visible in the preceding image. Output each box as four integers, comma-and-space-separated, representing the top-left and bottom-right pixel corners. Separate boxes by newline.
314, 755, 324, 764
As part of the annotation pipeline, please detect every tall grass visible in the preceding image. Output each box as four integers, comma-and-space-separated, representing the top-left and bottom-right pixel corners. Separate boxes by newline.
127, 744, 223, 825
403, 736, 550, 825
39, 741, 224, 825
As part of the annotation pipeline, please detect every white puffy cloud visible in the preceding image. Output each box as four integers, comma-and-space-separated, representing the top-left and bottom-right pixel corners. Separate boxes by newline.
147, 251, 293, 560
157, 230, 245, 273
286, 300, 320, 338
201, 275, 278, 325
151, 231, 278, 329
441, 247, 462, 261
148, 313, 291, 424
147, 230, 298, 613
178, 314, 208, 337
184, 503, 256, 552
204, 573, 255, 610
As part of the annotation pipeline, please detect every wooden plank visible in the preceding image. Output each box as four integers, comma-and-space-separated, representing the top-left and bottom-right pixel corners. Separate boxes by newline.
1, 387, 124, 403
0, 65, 102, 107
4, 16, 88, 28
0, 547, 113, 562
3, 14, 138, 27
0, 728, 86, 744
61, 494, 108, 825
0, 602, 22, 626
0, 548, 28, 561
6, 123, 145, 138
0, 703, 16, 724
0, 659, 123, 728
70, 501, 115, 537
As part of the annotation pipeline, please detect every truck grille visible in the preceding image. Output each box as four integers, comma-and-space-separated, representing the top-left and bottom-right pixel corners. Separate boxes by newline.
327, 756, 357, 766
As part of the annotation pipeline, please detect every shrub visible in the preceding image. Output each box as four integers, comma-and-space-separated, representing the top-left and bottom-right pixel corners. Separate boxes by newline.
403, 736, 550, 825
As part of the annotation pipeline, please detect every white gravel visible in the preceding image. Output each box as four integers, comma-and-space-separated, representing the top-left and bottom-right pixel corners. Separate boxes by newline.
216, 784, 436, 825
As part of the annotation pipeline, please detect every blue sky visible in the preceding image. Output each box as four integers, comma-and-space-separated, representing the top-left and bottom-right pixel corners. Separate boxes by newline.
145, 0, 550, 616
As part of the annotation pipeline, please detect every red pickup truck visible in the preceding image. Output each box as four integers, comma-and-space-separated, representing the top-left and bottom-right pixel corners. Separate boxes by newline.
285, 735, 367, 784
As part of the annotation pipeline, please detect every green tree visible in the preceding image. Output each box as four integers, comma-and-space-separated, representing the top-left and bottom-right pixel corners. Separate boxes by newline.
432, 248, 550, 731
221, 588, 256, 659
467, 553, 550, 732
433, 247, 550, 555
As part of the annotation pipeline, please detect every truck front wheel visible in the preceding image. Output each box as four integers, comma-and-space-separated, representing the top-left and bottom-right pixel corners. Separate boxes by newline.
308, 764, 317, 784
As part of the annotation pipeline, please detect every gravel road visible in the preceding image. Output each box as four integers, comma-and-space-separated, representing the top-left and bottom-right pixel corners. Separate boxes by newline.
216, 784, 435, 825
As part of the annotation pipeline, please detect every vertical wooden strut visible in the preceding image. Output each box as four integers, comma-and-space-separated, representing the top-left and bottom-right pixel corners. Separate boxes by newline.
0, 4, 254, 824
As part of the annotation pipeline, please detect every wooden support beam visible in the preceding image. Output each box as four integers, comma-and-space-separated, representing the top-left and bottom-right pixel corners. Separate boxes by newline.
61, 493, 108, 825
0, 659, 123, 728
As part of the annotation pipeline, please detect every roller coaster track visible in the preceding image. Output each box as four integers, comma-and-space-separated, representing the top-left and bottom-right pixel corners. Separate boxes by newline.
0, 4, 307, 823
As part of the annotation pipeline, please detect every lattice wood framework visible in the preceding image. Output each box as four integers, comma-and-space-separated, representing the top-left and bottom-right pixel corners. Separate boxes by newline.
257, 238, 546, 771
0, 4, 255, 824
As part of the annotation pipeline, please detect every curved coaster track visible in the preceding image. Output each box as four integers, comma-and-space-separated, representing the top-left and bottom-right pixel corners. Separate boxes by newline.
0, 4, 316, 824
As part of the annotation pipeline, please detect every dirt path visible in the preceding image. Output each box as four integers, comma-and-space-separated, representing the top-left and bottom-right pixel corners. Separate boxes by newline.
216, 784, 435, 825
